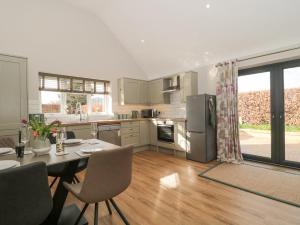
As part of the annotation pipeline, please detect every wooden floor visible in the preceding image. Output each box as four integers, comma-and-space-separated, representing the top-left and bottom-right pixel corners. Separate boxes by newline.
62, 150, 300, 225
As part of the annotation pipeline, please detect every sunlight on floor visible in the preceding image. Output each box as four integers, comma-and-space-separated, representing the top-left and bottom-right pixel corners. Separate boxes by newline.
160, 173, 180, 188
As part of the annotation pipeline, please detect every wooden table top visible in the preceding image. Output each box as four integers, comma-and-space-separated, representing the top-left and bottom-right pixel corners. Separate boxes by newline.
0, 140, 119, 167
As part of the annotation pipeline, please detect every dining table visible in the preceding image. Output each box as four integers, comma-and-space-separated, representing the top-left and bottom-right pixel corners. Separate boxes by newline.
0, 139, 119, 225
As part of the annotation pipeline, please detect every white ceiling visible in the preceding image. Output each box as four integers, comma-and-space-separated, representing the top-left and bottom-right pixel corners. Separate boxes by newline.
64, 0, 300, 79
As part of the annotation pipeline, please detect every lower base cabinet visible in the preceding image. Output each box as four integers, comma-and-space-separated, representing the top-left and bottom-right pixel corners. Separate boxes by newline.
66, 125, 91, 140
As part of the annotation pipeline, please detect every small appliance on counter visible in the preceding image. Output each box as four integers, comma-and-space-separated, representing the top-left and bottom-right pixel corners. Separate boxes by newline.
141, 109, 160, 118
186, 94, 216, 163
131, 110, 139, 119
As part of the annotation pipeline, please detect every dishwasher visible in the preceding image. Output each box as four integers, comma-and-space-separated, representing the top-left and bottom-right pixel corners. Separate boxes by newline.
98, 124, 121, 146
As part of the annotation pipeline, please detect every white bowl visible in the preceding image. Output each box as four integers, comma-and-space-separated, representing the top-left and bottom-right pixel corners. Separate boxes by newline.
32, 147, 51, 156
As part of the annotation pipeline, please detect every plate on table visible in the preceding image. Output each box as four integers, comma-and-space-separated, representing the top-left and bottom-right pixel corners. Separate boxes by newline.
83, 139, 101, 145
80, 146, 103, 154
0, 160, 20, 170
63, 139, 83, 145
0, 148, 13, 155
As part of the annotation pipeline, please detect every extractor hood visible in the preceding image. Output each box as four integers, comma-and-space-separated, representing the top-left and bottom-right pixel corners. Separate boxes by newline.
162, 75, 180, 93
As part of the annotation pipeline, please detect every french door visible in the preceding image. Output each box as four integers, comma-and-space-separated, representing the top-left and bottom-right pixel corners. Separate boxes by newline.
238, 59, 300, 168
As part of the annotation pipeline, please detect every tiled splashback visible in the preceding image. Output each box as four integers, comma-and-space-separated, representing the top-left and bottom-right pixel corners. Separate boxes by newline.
113, 91, 186, 118
30, 91, 186, 122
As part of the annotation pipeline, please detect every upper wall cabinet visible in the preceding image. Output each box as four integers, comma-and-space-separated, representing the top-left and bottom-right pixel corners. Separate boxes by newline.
118, 78, 149, 105
0, 54, 27, 141
180, 71, 198, 102
148, 79, 170, 104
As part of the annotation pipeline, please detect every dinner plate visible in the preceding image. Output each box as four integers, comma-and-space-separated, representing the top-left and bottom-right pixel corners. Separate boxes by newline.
83, 139, 102, 145
0, 160, 20, 170
80, 146, 103, 154
63, 139, 83, 145
0, 148, 13, 155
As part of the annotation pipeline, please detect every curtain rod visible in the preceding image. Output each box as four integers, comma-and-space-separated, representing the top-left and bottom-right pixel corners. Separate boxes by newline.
215, 45, 300, 67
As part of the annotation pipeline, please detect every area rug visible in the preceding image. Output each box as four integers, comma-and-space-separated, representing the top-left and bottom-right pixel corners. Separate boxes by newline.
199, 162, 300, 207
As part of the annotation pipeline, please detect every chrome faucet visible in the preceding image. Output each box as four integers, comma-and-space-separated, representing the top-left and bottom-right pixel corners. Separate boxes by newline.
75, 102, 83, 121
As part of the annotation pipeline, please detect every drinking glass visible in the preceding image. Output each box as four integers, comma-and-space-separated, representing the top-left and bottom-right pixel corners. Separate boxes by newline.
60, 127, 67, 143
91, 123, 98, 139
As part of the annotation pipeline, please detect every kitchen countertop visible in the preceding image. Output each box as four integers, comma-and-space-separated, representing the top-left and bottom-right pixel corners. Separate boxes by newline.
58, 118, 186, 126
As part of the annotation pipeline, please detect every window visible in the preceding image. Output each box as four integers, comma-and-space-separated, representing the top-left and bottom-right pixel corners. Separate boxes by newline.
39, 73, 111, 114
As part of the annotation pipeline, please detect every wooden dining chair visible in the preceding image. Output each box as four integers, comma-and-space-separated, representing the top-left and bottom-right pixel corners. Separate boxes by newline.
63, 145, 133, 225
48, 131, 88, 187
0, 162, 53, 225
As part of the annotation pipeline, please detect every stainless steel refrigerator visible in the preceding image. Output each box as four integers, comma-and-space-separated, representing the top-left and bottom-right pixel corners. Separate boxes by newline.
186, 94, 216, 163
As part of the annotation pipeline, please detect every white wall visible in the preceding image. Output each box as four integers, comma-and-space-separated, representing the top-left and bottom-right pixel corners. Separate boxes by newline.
0, 0, 146, 113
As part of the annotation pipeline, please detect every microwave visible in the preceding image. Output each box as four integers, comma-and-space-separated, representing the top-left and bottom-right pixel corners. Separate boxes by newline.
141, 109, 159, 118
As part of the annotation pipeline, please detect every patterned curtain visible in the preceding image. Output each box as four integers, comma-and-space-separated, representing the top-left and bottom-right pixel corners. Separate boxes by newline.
216, 61, 243, 162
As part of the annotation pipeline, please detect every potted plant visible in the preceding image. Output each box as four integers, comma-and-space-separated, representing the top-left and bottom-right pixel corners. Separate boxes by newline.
25, 118, 61, 155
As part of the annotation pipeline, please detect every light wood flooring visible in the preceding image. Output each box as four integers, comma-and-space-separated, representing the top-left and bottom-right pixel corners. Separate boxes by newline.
61, 150, 300, 225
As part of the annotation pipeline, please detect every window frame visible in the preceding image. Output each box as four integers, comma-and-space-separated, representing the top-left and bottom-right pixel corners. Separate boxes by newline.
39, 72, 111, 115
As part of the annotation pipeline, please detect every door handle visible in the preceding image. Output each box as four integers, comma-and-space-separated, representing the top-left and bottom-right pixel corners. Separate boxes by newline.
272, 113, 275, 119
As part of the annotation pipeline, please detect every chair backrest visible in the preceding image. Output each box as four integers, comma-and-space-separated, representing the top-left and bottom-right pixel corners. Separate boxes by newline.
79, 145, 133, 203
48, 131, 76, 144
0, 137, 15, 148
0, 162, 53, 225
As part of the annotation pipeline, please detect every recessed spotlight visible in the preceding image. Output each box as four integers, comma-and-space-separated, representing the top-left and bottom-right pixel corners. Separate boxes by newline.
205, 51, 209, 55
140, 39, 145, 43
206, 3, 210, 9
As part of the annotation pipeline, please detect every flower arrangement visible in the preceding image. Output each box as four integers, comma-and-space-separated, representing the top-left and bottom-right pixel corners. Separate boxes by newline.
22, 118, 61, 140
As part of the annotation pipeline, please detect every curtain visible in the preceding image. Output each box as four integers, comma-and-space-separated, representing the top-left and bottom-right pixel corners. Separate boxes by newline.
216, 61, 243, 162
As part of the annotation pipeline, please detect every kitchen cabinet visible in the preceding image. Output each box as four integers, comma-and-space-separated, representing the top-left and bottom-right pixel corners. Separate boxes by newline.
139, 81, 149, 104
148, 79, 170, 104
66, 125, 91, 139
118, 78, 149, 105
174, 122, 187, 151
0, 54, 27, 142
149, 119, 158, 145
180, 71, 198, 102
121, 121, 140, 146
139, 120, 150, 146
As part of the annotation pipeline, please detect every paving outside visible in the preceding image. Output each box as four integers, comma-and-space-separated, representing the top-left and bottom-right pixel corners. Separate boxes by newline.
240, 129, 300, 162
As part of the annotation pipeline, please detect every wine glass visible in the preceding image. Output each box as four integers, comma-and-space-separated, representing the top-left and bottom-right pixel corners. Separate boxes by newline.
20, 126, 31, 151
60, 127, 67, 143
91, 123, 98, 139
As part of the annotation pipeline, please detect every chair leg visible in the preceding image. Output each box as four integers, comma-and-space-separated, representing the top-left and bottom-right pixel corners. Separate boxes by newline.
74, 203, 89, 225
50, 177, 58, 188
105, 200, 112, 215
109, 198, 130, 225
94, 203, 99, 225
74, 174, 81, 183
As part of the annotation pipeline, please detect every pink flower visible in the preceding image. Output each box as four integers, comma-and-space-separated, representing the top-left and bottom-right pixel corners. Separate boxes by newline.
32, 131, 39, 137
21, 119, 28, 124
51, 128, 57, 134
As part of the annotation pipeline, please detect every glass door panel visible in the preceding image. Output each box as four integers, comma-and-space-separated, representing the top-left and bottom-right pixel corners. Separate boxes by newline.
238, 72, 271, 158
283, 66, 300, 163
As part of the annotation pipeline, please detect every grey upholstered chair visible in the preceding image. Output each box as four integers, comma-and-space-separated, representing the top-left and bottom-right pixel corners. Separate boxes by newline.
0, 137, 15, 148
0, 162, 53, 225
63, 145, 133, 225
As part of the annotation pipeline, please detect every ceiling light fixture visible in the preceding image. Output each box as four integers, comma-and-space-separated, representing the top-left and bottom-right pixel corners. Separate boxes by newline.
205, 3, 210, 9
140, 39, 145, 43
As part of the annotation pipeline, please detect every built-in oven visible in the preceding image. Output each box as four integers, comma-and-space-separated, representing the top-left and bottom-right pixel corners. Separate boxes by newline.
157, 120, 174, 143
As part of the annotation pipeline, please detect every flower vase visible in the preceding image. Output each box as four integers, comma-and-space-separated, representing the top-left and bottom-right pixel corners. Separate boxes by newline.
31, 136, 51, 156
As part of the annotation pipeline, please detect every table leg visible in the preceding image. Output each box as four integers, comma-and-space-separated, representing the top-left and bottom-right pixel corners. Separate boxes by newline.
42, 160, 80, 225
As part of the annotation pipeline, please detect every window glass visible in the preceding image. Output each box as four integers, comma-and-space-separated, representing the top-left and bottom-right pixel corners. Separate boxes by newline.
59, 78, 71, 91
72, 79, 84, 92
66, 93, 88, 114
95, 82, 105, 93
44, 76, 58, 89
91, 94, 105, 113
41, 91, 61, 113
85, 80, 95, 93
